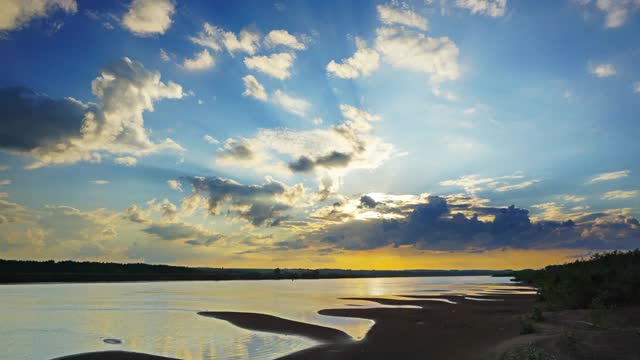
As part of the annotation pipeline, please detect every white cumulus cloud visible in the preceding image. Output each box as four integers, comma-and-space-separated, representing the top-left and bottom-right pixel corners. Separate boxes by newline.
182, 49, 215, 71
114, 156, 137, 167
190, 23, 260, 56
327, 38, 380, 79
0, 0, 77, 32
244, 53, 296, 80
122, 0, 175, 36
375, 26, 460, 85
455, 0, 508, 17
264, 30, 306, 50
0, 57, 185, 168
242, 75, 268, 101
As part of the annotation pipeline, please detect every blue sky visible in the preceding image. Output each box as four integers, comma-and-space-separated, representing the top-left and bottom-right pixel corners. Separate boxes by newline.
0, 0, 638, 269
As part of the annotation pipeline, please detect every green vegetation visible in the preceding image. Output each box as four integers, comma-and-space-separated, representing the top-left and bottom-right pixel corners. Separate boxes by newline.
531, 306, 545, 322
512, 250, 640, 309
519, 316, 536, 334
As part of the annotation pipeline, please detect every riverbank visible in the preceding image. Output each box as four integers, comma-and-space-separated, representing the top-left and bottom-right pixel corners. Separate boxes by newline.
52, 291, 640, 359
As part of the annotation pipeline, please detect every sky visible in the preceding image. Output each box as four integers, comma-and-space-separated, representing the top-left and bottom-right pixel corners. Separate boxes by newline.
0, 0, 639, 270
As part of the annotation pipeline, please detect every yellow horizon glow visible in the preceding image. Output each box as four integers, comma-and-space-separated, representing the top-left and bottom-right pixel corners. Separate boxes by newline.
188, 246, 587, 270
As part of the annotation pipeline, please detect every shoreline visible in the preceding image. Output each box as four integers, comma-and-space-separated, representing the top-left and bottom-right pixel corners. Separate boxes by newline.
51, 293, 537, 360
1, 273, 513, 285
278, 293, 537, 360
49, 290, 640, 359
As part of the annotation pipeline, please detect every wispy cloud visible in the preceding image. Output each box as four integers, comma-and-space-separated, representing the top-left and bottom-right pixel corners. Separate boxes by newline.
203, 135, 220, 144
602, 190, 638, 200
271, 90, 310, 117
377, 4, 428, 30
590, 170, 630, 183
560, 195, 586, 203
439, 173, 525, 194
590, 63, 616, 78
455, 0, 508, 18
495, 180, 540, 192
575, 0, 639, 28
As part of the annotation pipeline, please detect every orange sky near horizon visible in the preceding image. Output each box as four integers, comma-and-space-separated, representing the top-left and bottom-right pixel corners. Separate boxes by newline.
188, 246, 587, 270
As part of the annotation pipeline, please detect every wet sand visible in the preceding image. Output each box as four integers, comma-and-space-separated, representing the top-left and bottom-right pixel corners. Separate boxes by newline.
197, 311, 352, 343
279, 294, 537, 360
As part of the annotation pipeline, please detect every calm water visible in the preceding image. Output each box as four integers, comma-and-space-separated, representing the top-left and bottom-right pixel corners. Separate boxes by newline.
0, 276, 522, 360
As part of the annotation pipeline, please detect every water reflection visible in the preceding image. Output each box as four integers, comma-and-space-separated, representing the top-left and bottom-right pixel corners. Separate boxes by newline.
0, 276, 521, 359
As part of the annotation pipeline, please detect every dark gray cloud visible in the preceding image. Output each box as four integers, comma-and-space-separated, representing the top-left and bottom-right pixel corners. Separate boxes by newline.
185, 235, 224, 247
223, 143, 254, 160
359, 195, 379, 208
315, 196, 640, 251
143, 222, 221, 244
216, 138, 255, 162
273, 239, 308, 250
0, 58, 185, 168
0, 87, 90, 152
316, 151, 352, 167
288, 151, 353, 173
288, 156, 314, 172
234, 238, 309, 255
180, 176, 299, 227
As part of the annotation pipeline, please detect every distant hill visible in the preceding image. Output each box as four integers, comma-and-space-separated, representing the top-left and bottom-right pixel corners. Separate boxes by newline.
0, 259, 510, 284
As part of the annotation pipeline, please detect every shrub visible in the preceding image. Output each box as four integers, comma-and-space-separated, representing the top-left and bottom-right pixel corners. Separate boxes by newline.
531, 306, 545, 322
520, 316, 535, 334
512, 250, 640, 309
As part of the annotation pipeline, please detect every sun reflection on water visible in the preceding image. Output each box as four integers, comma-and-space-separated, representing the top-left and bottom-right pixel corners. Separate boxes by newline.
0, 276, 523, 359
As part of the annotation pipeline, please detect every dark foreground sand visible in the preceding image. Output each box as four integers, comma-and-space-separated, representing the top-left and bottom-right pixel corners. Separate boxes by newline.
280, 294, 537, 360
52, 293, 640, 360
